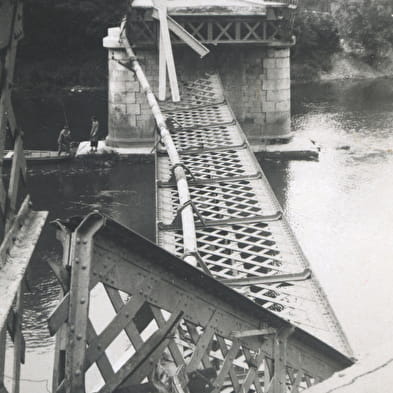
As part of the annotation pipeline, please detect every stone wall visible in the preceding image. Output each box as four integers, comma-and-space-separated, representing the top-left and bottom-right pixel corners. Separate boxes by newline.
103, 27, 291, 149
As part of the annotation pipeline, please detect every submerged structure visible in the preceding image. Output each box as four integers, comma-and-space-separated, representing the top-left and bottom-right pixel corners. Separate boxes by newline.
0, 1, 355, 393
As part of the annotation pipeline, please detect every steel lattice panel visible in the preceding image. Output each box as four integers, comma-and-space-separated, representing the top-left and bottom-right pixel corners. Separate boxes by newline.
160, 74, 224, 112
157, 149, 259, 182
156, 74, 352, 358
158, 124, 244, 153
158, 180, 279, 224
164, 104, 234, 128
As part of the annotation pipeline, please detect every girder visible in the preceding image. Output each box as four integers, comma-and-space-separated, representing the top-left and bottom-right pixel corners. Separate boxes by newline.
156, 74, 352, 358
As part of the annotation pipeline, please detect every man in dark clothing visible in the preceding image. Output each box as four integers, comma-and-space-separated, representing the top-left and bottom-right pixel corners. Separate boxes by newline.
57, 126, 71, 156
90, 116, 99, 152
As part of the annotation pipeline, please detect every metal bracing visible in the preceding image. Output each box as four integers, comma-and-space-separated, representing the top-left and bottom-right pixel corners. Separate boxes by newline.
156, 73, 353, 359
49, 213, 352, 393
128, 16, 295, 47
0, 2, 48, 393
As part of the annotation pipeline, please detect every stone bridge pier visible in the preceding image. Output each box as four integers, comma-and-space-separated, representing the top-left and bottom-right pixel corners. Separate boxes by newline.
103, 1, 296, 151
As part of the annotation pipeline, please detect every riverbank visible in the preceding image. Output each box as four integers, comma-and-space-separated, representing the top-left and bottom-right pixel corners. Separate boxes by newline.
292, 52, 393, 83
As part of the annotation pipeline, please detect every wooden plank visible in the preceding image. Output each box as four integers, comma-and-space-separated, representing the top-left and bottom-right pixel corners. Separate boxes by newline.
0, 326, 6, 390
11, 283, 24, 393
151, 10, 209, 58
153, 0, 180, 102
158, 27, 167, 101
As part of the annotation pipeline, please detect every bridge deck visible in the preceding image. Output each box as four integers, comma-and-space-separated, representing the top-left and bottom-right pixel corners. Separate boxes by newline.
156, 74, 352, 357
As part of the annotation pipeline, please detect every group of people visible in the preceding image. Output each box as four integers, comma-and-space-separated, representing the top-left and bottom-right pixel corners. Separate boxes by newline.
57, 116, 100, 156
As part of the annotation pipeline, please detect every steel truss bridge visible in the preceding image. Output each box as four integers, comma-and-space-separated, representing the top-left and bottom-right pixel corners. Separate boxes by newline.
0, 1, 353, 393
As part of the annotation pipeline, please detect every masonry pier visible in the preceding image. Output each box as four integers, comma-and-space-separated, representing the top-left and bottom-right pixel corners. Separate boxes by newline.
103, 1, 296, 152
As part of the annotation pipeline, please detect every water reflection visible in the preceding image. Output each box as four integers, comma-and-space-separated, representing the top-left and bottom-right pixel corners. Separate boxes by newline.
262, 78, 393, 358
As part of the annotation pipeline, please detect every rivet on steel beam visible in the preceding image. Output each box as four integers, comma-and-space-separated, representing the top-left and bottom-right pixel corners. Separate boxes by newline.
75, 369, 81, 376
75, 258, 79, 264
82, 265, 87, 270
70, 325, 75, 332
76, 238, 81, 244
125, 313, 129, 318
77, 334, 82, 340
83, 240, 88, 244
80, 298, 86, 304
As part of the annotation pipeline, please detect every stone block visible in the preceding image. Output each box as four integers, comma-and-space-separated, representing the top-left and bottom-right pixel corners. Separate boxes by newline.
267, 48, 290, 59
124, 92, 136, 104
266, 89, 290, 102
262, 79, 290, 91
125, 81, 140, 92
262, 101, 276, 113
266, 111, 290, 124
263, 58, 276, 69
265, 67, 290, 81
275, 58, 290, 69
127, 103, 141, 115
275, 100, 291, 112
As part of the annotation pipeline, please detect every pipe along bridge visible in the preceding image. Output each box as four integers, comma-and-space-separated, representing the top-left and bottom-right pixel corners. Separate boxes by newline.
0, 3, 353, 393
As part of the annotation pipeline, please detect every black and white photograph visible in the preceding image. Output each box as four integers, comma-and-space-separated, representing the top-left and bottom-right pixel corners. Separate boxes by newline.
1, 0, 392, 392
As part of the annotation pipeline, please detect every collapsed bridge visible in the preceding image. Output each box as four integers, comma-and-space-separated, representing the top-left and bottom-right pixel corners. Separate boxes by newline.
0, 1, 355, 393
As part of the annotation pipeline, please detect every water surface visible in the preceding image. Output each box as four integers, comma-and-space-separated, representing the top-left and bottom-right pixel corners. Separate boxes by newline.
6, 78, 393, 391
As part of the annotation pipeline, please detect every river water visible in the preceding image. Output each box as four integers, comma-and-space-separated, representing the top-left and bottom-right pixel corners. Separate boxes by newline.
5, 78, 393, 392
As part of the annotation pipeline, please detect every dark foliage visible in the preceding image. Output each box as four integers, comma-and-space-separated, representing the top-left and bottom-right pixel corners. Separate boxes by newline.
334, 0, 393, 64
292, 9, 341, 76
16, 0, 127, 88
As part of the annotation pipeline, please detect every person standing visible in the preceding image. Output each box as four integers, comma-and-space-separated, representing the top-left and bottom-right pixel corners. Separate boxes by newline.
57, 125, 71, 156
90, 116, 99, 153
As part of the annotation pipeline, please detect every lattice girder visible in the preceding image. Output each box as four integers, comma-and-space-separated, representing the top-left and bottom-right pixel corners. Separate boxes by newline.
156, 74, 352, 358
127, 15, 296, 47
50, 213, 352, 393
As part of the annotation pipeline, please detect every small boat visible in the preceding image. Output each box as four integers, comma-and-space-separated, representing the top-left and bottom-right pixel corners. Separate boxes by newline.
3, 150, 73, 164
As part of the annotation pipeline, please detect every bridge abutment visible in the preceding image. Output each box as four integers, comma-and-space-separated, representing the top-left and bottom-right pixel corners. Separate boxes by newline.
103, 26, 292, 150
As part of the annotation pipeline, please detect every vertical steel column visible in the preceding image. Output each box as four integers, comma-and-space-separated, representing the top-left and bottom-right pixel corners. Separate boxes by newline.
273, 327, 294, 393
65, 215, 105, 393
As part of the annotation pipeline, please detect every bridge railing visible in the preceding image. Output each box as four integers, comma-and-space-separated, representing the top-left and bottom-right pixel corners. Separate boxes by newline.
0, 1, 47, 393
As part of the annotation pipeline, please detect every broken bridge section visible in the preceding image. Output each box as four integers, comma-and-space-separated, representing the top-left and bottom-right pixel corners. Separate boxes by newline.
155, 74, 352, 358
49, 212, 352, 393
